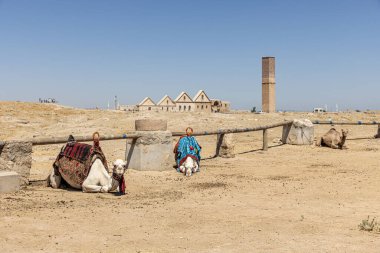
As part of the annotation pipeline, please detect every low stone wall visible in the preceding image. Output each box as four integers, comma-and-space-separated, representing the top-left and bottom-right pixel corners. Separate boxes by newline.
0, 141, 32, 186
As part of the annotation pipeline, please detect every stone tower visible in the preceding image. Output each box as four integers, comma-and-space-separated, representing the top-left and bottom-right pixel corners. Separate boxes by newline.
262, 57, 276, 113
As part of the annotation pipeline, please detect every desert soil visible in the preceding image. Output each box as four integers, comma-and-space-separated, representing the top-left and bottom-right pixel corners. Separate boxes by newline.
1, 102, 380, 252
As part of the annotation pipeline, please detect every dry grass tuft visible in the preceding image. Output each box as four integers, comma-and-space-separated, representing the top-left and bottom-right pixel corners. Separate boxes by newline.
358, 216, 380, 233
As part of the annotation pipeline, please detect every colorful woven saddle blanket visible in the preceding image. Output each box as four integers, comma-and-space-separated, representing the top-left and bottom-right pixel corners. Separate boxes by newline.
174, 136, 201, 170
53, 141, 108, 187
61, 142, 93, 162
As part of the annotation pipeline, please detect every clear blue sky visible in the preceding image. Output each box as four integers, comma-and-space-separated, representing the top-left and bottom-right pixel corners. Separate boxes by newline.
0, 0, 379, 111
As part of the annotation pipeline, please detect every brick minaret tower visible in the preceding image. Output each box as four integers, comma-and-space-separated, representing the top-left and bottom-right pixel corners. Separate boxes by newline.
262, 57, 276, 113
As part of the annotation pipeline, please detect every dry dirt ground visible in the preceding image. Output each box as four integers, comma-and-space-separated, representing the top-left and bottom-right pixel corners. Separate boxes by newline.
1, 102, 380, 252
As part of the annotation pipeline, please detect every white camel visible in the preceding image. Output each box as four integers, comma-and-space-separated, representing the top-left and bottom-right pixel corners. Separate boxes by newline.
48, 158, 127, 193
179, 156, 199, 177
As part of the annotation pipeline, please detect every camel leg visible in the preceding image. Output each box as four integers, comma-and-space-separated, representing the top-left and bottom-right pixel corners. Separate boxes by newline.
81, 159, 112, 193
185, 167, 192, 177
330, 143, 339, 149
48, 169, 61, 189
82, 183, 104, 193
316, 137, 322, 146
192, 162, 199, 173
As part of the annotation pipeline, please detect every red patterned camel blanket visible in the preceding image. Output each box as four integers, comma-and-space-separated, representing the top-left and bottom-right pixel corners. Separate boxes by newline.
53, 139, 108, 187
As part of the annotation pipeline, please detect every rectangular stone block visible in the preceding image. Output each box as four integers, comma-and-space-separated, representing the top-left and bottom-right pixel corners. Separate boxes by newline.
0, 171, 20, 193
0, 141, 32, 185
125, 131, 173, 171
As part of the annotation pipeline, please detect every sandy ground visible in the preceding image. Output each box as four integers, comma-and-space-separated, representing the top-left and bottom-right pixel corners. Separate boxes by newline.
1, 102, 380, 252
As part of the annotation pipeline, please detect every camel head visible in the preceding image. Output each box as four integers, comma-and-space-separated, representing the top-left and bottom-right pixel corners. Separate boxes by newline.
341, 129, 349, 138
179, 156, 198, 177
112, 159, 127, 177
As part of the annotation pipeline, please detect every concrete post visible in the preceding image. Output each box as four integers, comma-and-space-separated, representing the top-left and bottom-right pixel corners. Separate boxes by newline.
125, 120, 172, 171
216, 133, 224, 157
375, 125, 380, 138
262, 57, 276, 113
0, 141, 32, 186
216, 133, 235, 158
262, 129, 268, 151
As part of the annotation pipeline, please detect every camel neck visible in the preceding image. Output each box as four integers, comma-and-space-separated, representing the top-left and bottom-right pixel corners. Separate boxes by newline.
339, 135, 347, 149
110, 173, 120, 191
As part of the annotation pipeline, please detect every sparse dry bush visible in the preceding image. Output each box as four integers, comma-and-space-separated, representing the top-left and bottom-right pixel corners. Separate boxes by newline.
358, 216, 380, 233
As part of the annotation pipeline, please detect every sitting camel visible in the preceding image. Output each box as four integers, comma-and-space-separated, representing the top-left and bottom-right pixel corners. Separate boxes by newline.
316, 128, 348, 149
48, 133, 127, 194
174, 127, 201, 177
179, 156, 199, 177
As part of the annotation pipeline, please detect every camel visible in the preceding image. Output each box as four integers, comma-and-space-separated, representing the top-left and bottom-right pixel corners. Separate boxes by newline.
48, 158, 127, 193
316, 128, 348, 149
174, 127, 202, 177
178, 156, 199, 177
48, 133, 127, 194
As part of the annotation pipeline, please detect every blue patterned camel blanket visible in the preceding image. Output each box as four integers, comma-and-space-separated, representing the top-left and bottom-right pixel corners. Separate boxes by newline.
174, 136, 201, 171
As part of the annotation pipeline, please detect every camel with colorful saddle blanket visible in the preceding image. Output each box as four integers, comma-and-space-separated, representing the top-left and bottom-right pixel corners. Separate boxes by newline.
174, 127, 202, 176
47, 132, 127, 194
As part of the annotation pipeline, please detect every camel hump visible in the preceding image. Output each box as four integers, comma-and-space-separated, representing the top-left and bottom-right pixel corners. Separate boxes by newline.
326, 128, 339, 135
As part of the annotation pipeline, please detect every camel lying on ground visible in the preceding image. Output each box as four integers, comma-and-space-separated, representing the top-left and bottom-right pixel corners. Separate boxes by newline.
48, 159, 127, 193
316, 128, 348, 149
178, 156, 199, 177
48, 133, 127, 194
174, 127, 202, 177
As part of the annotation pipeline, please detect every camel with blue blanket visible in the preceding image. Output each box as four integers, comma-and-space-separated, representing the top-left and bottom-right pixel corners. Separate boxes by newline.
174, 127, 201, 176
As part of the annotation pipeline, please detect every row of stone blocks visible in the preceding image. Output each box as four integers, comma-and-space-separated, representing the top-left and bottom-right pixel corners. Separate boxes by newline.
0, 119, 314, 193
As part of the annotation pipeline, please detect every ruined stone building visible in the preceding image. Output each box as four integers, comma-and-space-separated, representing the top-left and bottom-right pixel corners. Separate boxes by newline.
210, 99, 230, 113
119, 90, 230, 113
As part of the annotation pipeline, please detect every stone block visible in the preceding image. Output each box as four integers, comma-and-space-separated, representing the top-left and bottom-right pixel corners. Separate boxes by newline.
0, 141, 32, 185
126, 131, 172, 171
0, 171, 20, 193
135, 119, 167, 131
282, 119, 314, 145
217, 134, 235, 158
